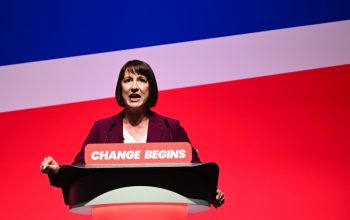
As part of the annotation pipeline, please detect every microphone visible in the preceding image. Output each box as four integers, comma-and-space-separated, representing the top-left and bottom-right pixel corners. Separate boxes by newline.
104, 122, 116, 143
164, 118, 173, 142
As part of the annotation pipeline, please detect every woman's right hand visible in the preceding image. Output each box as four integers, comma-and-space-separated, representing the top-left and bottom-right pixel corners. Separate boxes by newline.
40, 156, 60, 175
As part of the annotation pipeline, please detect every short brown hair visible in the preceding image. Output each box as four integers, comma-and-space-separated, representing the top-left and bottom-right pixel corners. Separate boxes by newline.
115, 60, 158, 108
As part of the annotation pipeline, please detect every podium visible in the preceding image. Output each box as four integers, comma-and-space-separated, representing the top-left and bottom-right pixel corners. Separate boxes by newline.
58, 163, 219, 220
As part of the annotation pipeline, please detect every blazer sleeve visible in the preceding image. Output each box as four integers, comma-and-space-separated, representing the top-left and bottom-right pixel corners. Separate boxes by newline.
173, 120, 201, 163
72, 121, 100, 165
48, 122, 100, 187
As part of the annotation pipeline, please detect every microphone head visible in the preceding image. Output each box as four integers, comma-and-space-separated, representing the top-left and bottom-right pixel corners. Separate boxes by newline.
164, 118, 173, 142
108, 122, 116, 131
105, 122, 116, 143
164, 118, 170, 128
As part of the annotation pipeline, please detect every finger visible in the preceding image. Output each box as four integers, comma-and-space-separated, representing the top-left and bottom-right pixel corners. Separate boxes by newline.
220, 193, 225, 202
217, 194, 224, 201
41, 158, 50, 170
44, 156, 56, 166
40, 158, 48, 170
216, 189, 222, 200
41, 156, 54, 172
216, 190, 225, 204
45, 156, 54, 165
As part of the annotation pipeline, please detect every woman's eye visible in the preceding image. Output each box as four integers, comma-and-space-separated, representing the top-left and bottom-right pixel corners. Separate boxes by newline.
123, 78, 131, 83
138, 78, 147, 83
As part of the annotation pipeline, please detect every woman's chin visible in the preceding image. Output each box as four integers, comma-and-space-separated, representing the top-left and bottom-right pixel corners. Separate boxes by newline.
125, 102, 146, 110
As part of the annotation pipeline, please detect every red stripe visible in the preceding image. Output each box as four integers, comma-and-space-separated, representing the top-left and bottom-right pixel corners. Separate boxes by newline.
0, 64, 349, 219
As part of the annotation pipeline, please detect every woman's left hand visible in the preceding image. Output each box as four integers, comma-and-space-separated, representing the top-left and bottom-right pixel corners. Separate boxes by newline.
212, 189, 225, 208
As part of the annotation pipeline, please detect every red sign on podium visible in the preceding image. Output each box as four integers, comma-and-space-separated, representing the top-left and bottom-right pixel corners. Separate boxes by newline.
84, 142, 192, 164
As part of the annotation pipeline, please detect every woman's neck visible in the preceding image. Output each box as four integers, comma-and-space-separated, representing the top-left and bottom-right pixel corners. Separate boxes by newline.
123, 108, 149, 126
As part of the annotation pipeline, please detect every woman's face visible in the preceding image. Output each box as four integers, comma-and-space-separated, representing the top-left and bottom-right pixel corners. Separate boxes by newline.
121, 70, 150, 110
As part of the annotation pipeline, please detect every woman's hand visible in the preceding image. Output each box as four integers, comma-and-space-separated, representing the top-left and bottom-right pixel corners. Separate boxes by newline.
40, 156, 60, 175
212, 189, 225, 208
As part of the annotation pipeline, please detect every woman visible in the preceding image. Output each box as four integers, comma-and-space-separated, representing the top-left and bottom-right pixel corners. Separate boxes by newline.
40, 60, 224, 207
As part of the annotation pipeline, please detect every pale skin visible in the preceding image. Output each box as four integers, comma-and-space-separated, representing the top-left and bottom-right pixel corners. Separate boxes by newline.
121, 70, 150, 142
40, 70, 224, 207
40, 156, 60, 175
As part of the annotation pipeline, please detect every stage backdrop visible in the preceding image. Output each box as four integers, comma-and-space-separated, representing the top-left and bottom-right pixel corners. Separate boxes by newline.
1, 1, 350, 220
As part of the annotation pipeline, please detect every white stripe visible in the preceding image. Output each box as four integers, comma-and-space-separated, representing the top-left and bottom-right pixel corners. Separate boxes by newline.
1, 20, 349, 113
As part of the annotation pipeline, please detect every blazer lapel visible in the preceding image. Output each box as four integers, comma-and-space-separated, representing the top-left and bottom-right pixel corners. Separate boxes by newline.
147, 111, 166, 142
108, 112, 124, 143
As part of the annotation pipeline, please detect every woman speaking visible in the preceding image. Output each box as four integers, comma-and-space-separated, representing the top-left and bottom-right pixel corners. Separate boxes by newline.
40, 60, 224, 207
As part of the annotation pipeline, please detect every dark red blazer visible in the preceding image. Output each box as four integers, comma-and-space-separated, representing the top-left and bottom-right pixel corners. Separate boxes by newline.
49, 110, 200, 187
73, 110, 201, 164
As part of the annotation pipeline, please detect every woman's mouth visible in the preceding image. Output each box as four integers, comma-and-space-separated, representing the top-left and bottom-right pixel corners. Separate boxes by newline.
129, 93, 141, 101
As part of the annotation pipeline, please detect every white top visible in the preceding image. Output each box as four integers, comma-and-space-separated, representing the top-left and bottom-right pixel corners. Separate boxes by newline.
123, 126, 147, 143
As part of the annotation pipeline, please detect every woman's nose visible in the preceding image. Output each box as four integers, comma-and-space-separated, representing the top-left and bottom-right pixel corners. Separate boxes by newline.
131, 80, 139, 90
131, 87, 139, 92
